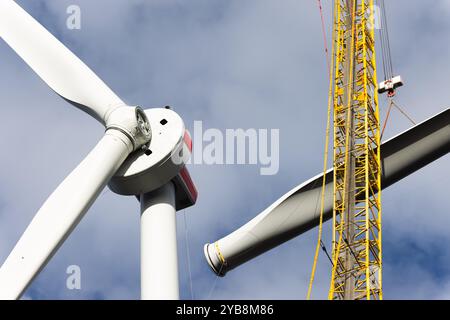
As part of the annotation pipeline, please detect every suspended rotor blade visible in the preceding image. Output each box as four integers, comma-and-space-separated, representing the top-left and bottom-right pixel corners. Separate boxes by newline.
0, 130, 134, 299
205, 108, 450, 276
0, 0, 125, 124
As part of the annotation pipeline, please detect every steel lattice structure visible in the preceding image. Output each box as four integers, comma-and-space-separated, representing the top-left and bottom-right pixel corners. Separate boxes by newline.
329, 0, 382, 300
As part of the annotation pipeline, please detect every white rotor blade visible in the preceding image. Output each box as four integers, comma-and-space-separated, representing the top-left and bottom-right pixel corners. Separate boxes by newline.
0, 130, 134, 299
0, 0, 125, 124
205, 108, 450, 276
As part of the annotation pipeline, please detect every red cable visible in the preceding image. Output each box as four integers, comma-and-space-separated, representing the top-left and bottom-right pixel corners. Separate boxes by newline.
381, 100, 393, 139
317, 0, 330, 75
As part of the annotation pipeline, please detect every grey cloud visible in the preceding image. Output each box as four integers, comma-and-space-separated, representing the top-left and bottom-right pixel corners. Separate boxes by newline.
0, 0, 448, 299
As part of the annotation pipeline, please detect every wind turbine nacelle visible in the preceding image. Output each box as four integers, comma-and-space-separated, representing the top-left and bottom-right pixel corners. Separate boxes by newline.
108, 107, 197, 210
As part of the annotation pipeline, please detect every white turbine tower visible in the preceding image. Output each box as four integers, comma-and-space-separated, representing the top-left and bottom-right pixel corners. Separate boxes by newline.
0, 0, 197, 300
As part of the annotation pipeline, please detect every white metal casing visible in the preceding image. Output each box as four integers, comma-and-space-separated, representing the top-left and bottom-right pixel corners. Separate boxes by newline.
108, 108, 191, 196
106, 106, 152, 151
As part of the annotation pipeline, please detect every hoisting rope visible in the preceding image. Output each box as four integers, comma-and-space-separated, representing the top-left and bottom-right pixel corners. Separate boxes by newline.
317, 0, 331, 73
376, 0, 416, 140
392, 100, 417, 125
306, 0, 335, 300
378, 0, 394, 81
320, 240, 334, 266
381, 99, 394, 139
381, 99, 417, 140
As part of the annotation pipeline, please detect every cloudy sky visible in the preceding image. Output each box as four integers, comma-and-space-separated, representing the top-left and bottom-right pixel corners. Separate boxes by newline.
0, 0, 449, 299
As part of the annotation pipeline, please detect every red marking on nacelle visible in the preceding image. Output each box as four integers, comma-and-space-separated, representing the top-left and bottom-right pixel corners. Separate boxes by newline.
179, 166, 198, 204
184, 130, 192, 152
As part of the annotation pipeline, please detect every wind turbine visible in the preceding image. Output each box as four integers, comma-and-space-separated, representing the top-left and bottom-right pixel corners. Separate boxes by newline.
205, 108, 450, 276
0, 0, 197, 300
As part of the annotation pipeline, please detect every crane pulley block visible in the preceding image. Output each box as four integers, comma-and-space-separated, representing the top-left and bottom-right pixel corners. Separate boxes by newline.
378, 75, 403, 97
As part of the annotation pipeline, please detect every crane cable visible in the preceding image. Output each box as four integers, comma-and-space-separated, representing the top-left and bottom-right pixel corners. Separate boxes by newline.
381, 99, 417, 140
375, 0, 417, 139
306, 0, 335, 300
317, 0, 331, 73
378, 0, 394, 81
380, 99, 394, 139
391, 100, 417, 125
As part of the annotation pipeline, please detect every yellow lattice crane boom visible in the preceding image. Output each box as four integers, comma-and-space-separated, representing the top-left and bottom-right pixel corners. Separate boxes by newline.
328, 0, 382, 300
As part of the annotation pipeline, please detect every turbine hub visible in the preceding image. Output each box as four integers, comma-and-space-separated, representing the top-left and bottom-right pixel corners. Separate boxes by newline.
105, 106, 152, 151
108, 107, 197, 211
